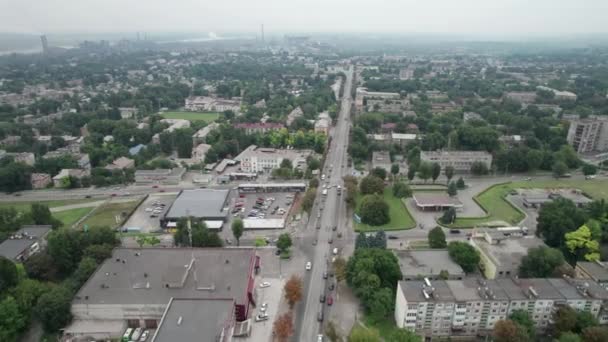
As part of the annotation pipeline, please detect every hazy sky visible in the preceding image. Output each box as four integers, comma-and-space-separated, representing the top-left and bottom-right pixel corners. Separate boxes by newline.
1, 0, 608, 37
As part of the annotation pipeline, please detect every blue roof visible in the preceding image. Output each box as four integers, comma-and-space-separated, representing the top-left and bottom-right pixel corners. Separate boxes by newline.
129, 144, 146, 156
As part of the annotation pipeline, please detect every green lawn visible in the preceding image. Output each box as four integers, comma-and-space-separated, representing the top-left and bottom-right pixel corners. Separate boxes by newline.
355, 187, 416, 232
79, 201, 139, 229
362, 316, 403, 340
450, 179, 608, 228
161, 111, 219, 122
53, 207, 94, 227
0, 199, 100, 213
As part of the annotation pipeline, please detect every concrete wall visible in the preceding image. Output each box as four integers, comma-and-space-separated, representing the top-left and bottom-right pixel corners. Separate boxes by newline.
72, 303, 166, 321
395, 282, 407, 329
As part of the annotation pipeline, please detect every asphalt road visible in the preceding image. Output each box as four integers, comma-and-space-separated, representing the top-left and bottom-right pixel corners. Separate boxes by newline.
296, 65, 354, 342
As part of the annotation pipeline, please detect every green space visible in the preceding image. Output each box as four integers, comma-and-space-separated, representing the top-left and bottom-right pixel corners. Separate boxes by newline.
362, 316, 403, 340
450, 179, 608, 228
0, 198, 99, 212
53, 207, 94, 227
79, 201, 139, 229
160, 111, 219, 122
408, 240, 431, 249
355, 187, 416, 232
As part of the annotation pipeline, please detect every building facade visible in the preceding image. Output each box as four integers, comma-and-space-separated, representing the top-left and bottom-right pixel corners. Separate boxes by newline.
566, 116, 608, 154
234, 145, 313, 173
420, 151, 492, 172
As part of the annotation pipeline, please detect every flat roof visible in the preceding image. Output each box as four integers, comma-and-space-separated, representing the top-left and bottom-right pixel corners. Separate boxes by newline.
394, 250, 464, 278
165, 189, 229, 219
0, 225, 52, 260
474, 236, 546, 271
73, 248, 255, 306
153, 298, 234, 342
577, 261, 608, 281
413, 193, 463, 207
238, 183, 306, 188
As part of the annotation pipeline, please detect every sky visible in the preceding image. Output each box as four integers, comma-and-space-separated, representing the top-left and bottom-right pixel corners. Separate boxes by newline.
1, 0, 608, 38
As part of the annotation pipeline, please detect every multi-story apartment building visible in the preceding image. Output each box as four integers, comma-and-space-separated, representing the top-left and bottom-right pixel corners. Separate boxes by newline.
566, 116, 608, 154
420, 151, 493, 172
395, 277, 608, 339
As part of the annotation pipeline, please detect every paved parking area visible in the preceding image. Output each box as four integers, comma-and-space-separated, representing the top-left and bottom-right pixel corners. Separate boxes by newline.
122, 193, 177, 233
248, 276, 285, 342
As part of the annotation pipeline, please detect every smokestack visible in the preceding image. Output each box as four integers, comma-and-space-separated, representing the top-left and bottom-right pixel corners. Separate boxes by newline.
40, 35, 48, 54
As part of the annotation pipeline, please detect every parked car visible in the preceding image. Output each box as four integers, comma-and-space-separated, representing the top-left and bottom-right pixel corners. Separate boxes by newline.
317, 310, 324, 322
306, 261, 312, 270
320, 294, 325, 303
255, 313, 269, 322
328, 283, 335, 291
450, 229, 461, 234
387, 235, 398, 240
259, 282, 271, 288
139, 330, 149, 341
327, 296, 333, 306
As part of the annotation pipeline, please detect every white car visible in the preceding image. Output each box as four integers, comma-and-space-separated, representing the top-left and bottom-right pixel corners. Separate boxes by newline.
139, 330, 149, 341
317, 334, 324, 342
306, 262, 312, 270
259, 281, 271, 288
255, 313, 269, 322
260, 302, 268, 312
144, 208, 153, 212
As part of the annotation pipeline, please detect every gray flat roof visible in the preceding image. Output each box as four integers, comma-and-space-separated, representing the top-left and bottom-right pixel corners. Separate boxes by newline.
165, 189, 229, 219
474, 236, 546, 271
73, 248, 255, 306
153, 298, 234, 342
394, 250, 465, 278
0, 225, 51, 261
577, 261, 608, 281
413, 193, 463, 207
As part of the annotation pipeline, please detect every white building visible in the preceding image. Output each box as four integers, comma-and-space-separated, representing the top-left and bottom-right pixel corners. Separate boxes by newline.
566, 116, 608, 154
420, 150, 492, 172
234, 145, 313, 173
184, 96, 241, 113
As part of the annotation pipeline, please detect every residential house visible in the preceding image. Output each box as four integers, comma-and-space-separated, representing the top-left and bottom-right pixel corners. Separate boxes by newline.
30, 173, 51, 189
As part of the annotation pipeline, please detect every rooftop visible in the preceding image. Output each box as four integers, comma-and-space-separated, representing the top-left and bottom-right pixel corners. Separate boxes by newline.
576, 261, 608, 282
153, 298, 234, 342
165, 189, 230, 219
393, 250, 465, 279
0, 225, 52, 261
472, 234, 546, 271
73, 248, 256, 306
413, 193, 463, 207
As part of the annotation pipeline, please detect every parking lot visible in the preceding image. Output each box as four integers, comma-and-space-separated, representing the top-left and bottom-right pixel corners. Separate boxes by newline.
228, 192, 296, 221
122, 193, 178, 233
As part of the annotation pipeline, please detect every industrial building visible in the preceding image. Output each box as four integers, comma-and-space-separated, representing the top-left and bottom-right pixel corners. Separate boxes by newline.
0, 225, 51, 262
161, 189, 230, 229
395, 277, 608, 339
66, 248, 262, 341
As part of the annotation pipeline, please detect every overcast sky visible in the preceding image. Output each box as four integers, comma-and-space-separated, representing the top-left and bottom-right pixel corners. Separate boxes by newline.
1, 0, 608, 37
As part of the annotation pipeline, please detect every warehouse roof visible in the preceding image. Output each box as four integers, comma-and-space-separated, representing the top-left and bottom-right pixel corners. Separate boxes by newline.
165, 189, 229, 219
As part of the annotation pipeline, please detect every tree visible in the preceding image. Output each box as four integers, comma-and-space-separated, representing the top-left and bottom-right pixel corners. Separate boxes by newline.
509, 310, 535, 338
0, 296, 27, 342
407, 147, 421, 168
359, 194, 390, 226
190, 221, 222, 247
47, 229, 83, 276
135, 235, 161, 248
470, 161, 489, 175
493, 319, 529, 342
360, 175, 385, 195
309, 178, 319, 188
371, 167, 387, 180
0, 256, 18, 293
537, 198, 586, 249
73, 257, 98, 286
231, 219, 244, 246
386, 328, 422, 342
23, 252, 58, 281
174, 129, 194, 158
273, 312, 294, 342
369, 287, 394, 321
36, 285, 73, 332
444, 165, 455, 183
431, 162, 441, 183
407, 166, 416, 181
428, 227, 447, 249
333, 257, 347, 282
302, 187, 317, 214
283, 275, 303, 309
553, 160, 568, 178
277, 233, 292, 252
565, 224, 600, 261
447, 181, 458, 196
553, 306, 578, 336
582, 164, 597, 176
10, 278, 51, 317
30, 203, 61, 228
440, 207, 456, 225
390, 164, 400, 177
392, 182, 412, 198
325, 320, 342, 342
349, 325, 381, 342
582, 326, 608, 342
519, 246, 565, 278
456, 177, 465, 189
558, 332, 582, 342
576, 311, 598, 333
447, 241, 480, 273
417, 162, 432, 183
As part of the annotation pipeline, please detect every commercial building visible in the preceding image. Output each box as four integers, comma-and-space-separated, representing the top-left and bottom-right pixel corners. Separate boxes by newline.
420, 150, 492, 172
371, 151, 392, 172
233, 122, 284, 135
566, 116, 608, 154
575, 261, 608, 290
134, 168, 186, 185
30, 173, 51, 189
394, 250, 465, 281
0, 225, 52, 262
412, 193, 463, 211
355, 87, 400, 110
469, 227, 545, 279
161, 189, 230, 229
521, 189, 592, 209
67, 248, 261, 340
234, 145, 313, 173
395, 277, 608, 339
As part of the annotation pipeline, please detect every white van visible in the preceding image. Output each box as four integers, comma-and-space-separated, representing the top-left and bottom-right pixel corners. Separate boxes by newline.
333, 248, 338, 255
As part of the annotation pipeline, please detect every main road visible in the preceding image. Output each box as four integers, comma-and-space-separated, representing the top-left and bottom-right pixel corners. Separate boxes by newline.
296, 65, 354, 341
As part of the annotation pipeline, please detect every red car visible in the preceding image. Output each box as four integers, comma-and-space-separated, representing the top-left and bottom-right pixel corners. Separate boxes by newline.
239, 194, 245, 198
159, 189, 165, 192
152, 185, 159, 188
111, 193, 117, 197
327, 296, 333, 306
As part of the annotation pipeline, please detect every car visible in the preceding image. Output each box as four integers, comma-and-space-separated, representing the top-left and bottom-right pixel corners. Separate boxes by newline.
111, 193, 117, 197
313, 239, 318, 246
306, 261, 312, 270
327, 296, 333, 306
255, 314, 269, 322
317, 335, 324, 342
337, 232, 342, 238
450, 229, 461, 234
524, 177, 532, 181
85, 195, 92, 198
150, 215, 158, 218
320, 294, 325, 303
139, 330, 150, 341
317, 310, 324, 322
328, 283, 335, 291
159, 189, 165, 192
145, 208, 153, 212
328, 238, 333, 244
225, 238, 232, 245
387, 235, 398, 240
323, 271, 328, 279
275, 249, 281, 256
332, 226, 337, 231
152, 185, 159, 188
260, 302, 268, 312
259, 282, 271, 288
239, 194, 245, 198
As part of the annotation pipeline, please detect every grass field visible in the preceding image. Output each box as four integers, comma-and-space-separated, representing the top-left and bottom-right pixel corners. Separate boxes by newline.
0, 199, 100, 213
161, 111, 219, 122
450, 179, 608, 228
363, 316, 402, 340
53, 207, 94, 227
79, 201, 140, 229
355, 187, 416, 232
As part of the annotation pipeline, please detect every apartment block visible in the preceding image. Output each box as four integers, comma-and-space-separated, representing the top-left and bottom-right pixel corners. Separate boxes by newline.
395, 277, 608, 339
420, 150, 492, 172
566, 116, 608, 153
